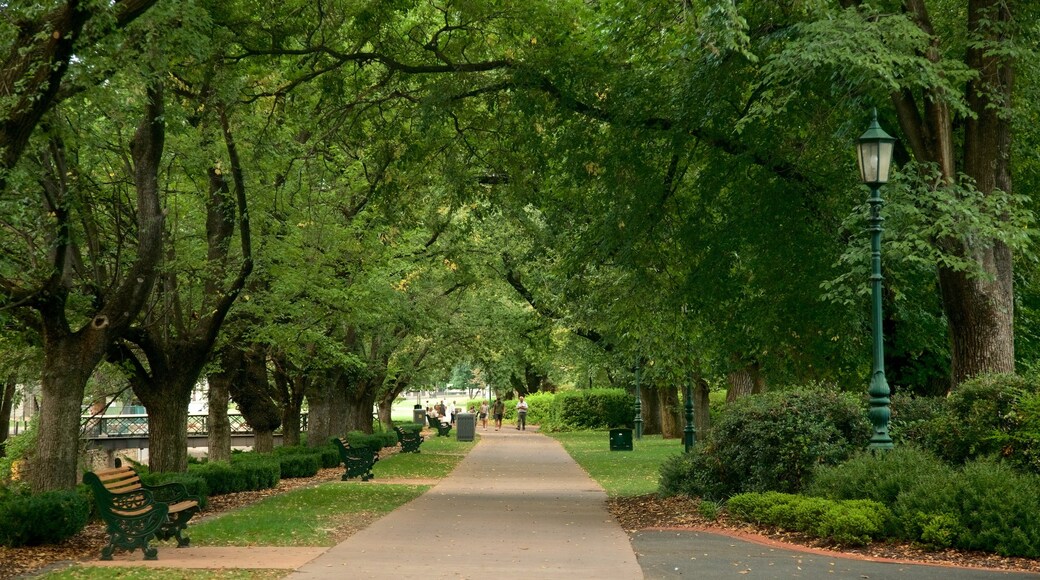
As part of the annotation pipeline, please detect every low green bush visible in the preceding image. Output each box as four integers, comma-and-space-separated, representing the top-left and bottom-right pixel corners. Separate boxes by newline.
727, 492, 891, 546
275, 444, 339, 469
189, 457, 280, 495
947, 460, 1040, 557
657, 447, 730, 501
541, 389, 633, 431
274, 452, 321, 478
345, 431, 392, 450
659, 387, 869, 499
808, 446, 954, 505
914, 373, 1031, 465
138, 471, 210, 508
0, 489, 90, 547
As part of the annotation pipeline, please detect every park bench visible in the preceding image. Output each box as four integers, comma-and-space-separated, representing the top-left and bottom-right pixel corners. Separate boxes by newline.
333, 437, 379, 481
83, 465, 201, 560
425, 414, 452, 436
393, 425, 424, 453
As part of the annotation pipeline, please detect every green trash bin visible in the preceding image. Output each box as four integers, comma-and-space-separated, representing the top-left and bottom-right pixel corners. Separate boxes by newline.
609, 428, 633, 451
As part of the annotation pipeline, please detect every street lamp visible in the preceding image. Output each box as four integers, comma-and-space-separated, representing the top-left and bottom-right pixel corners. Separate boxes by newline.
633, 359, 643, 440
856, 109, 896, 451
683, 382, 695, 453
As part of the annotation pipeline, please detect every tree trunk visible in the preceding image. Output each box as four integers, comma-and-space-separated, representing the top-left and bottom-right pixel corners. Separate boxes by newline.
272, 360, 305, 447
659, 386, 683, 439
206, 367, 233, 462
693, 376, 711, 438
344, 378, 377, 434
140, 380, 192, 473
229, 346, 280, 453
31, 331, 104, 491
254, 431, 274, 453
377, 399, 393, 430
726, 361, 765, 402
639, 387, 662, 436
0, 375, 16, 456
305, 371, 340, 447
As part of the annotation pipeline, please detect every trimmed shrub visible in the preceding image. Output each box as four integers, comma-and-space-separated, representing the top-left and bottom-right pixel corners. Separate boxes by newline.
0, 489, 90, 547
727, 492, 891, 546
658, 447, 730, 501
915, 373, 1030, 465
946, 460, 1040, 557
888, 395, 946, 446
345, 431, 391, 451
541, 389, 634, 432
808, 446, 954, 506
275, 444, 339, 469
274, 453, 320, 478
189, 457, 280, 495
661, 387, 869, 499
138, 471, 210, 508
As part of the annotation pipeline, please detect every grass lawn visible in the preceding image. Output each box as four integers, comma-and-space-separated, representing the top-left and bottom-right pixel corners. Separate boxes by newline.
42, 568, 285, 579
189, 483, 427, 546
372, 431, 473, 479
549, 431, 683, 497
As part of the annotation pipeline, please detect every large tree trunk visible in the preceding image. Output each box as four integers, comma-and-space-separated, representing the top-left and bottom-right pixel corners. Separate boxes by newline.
659, 386, 683, 439
0, 375, 16, 456
272, 359, 305, 447
726, 361, 765, 402
639, 387, 663, 436
139, 377, 193, 473
206, 365, 233, 462
693, 376, 711, 438
892, 0, 1016, 389
305, 371, 342, 447
344, 377, 377, 434
230, 346, 280, 453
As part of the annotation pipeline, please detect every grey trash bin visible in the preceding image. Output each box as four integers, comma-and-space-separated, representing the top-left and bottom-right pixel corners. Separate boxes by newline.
413, 408, 426, 425
609, 428, 633, 451
456, 413, 476, 442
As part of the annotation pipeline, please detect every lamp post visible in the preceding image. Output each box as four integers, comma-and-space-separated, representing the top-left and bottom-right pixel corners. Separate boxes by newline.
634, 359, 643, 440
856, 109, 896, 451
683, 381, 695, 453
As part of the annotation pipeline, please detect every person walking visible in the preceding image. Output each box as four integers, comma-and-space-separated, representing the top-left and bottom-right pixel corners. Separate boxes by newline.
516, 396, 528, 431
492, 399, 505, 431
479, 400, 489, 429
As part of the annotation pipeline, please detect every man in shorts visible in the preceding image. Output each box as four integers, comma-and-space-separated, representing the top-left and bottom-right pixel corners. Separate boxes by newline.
492, 399, 504, 431
479, 400, 489, 429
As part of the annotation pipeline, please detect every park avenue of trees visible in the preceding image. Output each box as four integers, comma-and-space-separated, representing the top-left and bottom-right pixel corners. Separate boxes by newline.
1, 0, 1038, 491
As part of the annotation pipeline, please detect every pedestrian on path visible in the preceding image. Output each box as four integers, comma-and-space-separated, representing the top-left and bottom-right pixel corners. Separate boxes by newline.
516, 396, 528, 430
493, 399, 504, 430
479, 400, 489, 429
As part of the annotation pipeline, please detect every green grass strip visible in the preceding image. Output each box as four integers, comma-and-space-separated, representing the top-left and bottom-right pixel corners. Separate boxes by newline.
550, 431, 682, 497
41, 568, 285, 580
189, 483, 427, 547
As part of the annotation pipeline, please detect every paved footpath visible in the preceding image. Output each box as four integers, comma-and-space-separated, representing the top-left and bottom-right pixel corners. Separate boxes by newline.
81, 428, 1039, 579
289, 427, 642, 579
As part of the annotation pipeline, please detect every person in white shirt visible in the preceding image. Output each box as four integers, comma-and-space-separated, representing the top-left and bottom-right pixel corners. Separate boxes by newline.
516, 396, 529, 431
479, 401, 489, 429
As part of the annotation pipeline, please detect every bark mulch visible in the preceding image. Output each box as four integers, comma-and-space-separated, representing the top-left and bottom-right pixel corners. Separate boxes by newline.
609, 494, 1040, 575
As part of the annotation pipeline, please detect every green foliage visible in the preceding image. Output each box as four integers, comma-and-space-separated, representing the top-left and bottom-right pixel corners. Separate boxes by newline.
661, 388, 869, 499
0, 416, 37, 481
913, 374, 1033, 466
809, 447, 1040, 556
274, 444, 340, 469
0, 489, 90, 547
345, 431, 396, 450
138, 471, 210, 509
540, 389, 634, 431
727, 492, 891, 546
697, 500, 720, 521
888, 395, 946, 446
808, 446, 954, 506
274, 453, 321, 479
657, 447, 730, 501
189, 457, 280, 495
